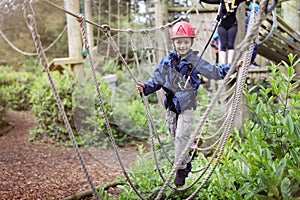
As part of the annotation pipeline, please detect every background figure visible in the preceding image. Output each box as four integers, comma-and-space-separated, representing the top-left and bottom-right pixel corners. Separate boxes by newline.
246, 2, 260, 67
211, 33, 219, 65
200, 0, 247, 65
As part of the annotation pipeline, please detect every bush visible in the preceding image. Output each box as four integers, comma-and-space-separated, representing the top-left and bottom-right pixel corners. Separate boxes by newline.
29, 69, 138, 148
0, 87, 9, 126
29, 71, 76, 144
0, 66, 35, 111
197, 54, 300, 199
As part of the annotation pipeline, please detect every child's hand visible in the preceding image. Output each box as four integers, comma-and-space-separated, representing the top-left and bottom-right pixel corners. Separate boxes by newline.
136, 83, 145, 93
236, 60, 244, 68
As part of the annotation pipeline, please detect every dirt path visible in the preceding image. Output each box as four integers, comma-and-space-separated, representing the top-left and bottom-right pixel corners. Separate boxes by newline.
0, 110, 147, 200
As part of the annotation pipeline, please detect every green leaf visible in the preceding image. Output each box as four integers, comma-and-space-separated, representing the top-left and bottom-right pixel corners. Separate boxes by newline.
284, 115, 294, 134
289, 149, 300, 165
288, 168, 300, 183
275, 158, 286, 182
280, 177, 291, 200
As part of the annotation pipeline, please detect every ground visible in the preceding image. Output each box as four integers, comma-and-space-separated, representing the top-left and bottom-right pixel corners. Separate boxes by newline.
0, 110, 149, 200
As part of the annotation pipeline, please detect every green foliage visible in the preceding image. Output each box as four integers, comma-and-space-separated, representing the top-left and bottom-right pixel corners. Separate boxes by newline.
116, 55, 300, 199
118, 145, 167, 200
29, 71, 76, 144
0, 87, 9, 125
196, 54, 300, 199
0, 67, 35, 111
72, 77, 118, 148
112, 65, 168, 140
20, 58, 44, 75
97, 185, 112, 200
28, 67, 142, 147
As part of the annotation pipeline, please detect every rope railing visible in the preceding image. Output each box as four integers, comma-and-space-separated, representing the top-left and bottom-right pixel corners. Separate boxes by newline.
22, 2, 100, 200
0, 25, 67, 56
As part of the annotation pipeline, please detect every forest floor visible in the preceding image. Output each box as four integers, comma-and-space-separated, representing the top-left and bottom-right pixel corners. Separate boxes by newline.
0, 110, 150, 200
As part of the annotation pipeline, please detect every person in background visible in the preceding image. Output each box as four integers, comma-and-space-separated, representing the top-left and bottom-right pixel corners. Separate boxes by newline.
200, 0, 247, 65
246, 2, 260, 67
211, 33, 220, 65
136, 21, 241, 187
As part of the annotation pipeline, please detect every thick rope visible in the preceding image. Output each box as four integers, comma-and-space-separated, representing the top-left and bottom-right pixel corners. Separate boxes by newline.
186, 0, 277, 198
77, 15, 146, 200
102, 23, 180, 193
22, 3, 100, 200
0, 25, 67, 56
128, 28, 171, 184
123, 26, 178, 194
129, 32, 173, 168
155, 0, 278, 197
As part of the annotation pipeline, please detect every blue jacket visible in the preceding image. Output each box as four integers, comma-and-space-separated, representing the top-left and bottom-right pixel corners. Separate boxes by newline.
143, 50, 231, 113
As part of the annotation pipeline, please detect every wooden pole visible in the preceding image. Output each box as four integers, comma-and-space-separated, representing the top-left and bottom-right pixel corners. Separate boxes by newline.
65, 0, 84, 80
155, 0, 169, 107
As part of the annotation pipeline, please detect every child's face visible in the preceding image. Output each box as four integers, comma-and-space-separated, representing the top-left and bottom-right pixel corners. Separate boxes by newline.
173, 37, 192, 57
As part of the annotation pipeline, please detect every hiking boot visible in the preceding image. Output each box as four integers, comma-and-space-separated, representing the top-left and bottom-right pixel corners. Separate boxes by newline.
174, 168, 186, 186
185, 162, 192, 177
174, 162, 192, 187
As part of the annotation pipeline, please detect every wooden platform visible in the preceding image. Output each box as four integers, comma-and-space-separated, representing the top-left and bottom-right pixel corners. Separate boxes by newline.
258, 14, 300, 64
48, 57, 85, 76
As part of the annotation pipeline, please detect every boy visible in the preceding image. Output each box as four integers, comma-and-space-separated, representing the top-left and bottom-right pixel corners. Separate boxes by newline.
136, 21, 238, 186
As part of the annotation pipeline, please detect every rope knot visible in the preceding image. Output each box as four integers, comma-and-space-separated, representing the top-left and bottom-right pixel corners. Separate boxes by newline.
160, 26, 165, 30
127, 28, 134, 35
101, 24, 111, 33
140, 29, 149, 35
76, 13, 85, 24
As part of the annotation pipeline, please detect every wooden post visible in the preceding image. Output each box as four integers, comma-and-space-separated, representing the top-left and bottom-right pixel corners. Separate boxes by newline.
155, 0, 168, 62
235, 2, 246, 47
155, 0, 169, 107
85, 0, 94, 51
233, 2, 247, 130
65, 0, 84, 80
282, 0, 300, 32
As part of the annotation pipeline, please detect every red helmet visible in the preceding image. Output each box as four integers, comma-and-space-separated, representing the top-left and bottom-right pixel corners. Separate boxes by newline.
170, 21, 196, 39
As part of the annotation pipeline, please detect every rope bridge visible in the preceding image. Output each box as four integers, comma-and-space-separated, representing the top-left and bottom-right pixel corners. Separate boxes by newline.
2, 0, 279, 199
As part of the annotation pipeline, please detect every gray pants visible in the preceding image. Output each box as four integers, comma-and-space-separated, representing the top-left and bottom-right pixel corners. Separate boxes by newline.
166, 109, 194, 169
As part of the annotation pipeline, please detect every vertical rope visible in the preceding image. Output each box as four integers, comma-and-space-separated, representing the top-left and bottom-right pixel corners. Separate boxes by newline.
78, 17, 146, 199
22, 3, 100, 200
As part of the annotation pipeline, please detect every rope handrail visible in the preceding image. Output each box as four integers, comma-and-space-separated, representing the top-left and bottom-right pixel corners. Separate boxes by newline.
0, 25, 67, 56
22, 2, 100, 200
43, 0, 186, 34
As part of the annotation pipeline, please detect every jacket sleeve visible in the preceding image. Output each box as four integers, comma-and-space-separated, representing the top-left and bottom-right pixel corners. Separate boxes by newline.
186, 52, 232, 80
200, 0, 221, 4
143, 63, 166, 96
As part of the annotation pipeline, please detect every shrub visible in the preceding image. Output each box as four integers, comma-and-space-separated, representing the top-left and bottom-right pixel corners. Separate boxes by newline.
29, 69, 138, 148
0, 87, 9, 126
29, 71, 76, 144
0, 67, 35, 111
196, 54, 300, 199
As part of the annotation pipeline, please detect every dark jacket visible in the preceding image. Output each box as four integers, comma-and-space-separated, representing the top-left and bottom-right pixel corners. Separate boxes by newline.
200, 0, 246, 29
143, 50, 231, 113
